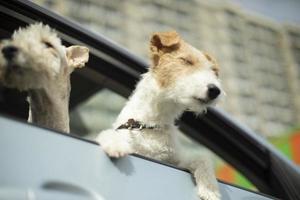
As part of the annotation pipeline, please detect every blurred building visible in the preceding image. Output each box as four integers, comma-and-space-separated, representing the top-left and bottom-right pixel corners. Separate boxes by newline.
34, 0, 300, 137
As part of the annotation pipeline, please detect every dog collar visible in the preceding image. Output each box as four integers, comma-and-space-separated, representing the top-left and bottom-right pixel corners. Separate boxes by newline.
116, 118, 165, 131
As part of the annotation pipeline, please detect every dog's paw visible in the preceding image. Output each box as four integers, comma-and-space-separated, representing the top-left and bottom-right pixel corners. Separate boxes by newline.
96, 130, 133, 158
197, 187, 221, 200
101, 140, 133, 158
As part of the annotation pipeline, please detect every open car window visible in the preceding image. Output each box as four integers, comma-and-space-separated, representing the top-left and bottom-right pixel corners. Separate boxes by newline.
33, 0, 300, 171
33, 0, 300, 192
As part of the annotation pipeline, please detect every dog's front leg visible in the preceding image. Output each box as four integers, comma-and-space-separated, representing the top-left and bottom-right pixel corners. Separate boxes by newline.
172, 135, 220, 200
178, 154, 220, 200
96, 129, 134, 158
191, 157, 220, 200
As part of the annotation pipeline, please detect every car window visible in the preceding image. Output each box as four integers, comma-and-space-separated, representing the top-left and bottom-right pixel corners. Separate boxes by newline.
34, 0, 299, 191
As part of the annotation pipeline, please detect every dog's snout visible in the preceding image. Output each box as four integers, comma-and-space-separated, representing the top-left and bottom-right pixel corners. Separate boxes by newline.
207, 84, 221, 100
2, 45, 18, 60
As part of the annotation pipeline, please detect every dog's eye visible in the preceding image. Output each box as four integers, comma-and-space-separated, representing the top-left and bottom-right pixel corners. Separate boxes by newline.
179, 57, 194, 65
42, 41, 54, 49
212, 67, 219, 77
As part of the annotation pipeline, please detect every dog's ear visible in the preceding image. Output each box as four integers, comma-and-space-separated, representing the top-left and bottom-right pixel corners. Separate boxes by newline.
66, 45, 89, 69
150, 31, 180, 66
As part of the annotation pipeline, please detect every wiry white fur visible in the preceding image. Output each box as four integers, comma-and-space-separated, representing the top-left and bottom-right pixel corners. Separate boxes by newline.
0, 23, 89, 132
0, 24, 64, 90
96, 31, 223, 200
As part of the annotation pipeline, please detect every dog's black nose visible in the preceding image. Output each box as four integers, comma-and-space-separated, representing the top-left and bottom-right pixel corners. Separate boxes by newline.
2, 46, 18, 60
207, 84, 221, 100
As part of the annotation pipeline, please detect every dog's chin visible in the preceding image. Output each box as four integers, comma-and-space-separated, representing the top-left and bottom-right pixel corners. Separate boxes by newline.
3, 76, 30, 91
2, 69, 42, 91
185, 97, 219, 114
185, 103, 209, 114
195, 96, 220, 106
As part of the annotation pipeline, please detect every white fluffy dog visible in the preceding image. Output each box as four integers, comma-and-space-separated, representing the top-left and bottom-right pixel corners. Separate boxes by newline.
96, 31, 223, 200
0, 23, 89, 132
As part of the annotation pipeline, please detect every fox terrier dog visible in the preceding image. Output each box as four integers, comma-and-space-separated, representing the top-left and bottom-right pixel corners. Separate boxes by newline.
0, 23, 89, 133
96, 31, 223, 200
